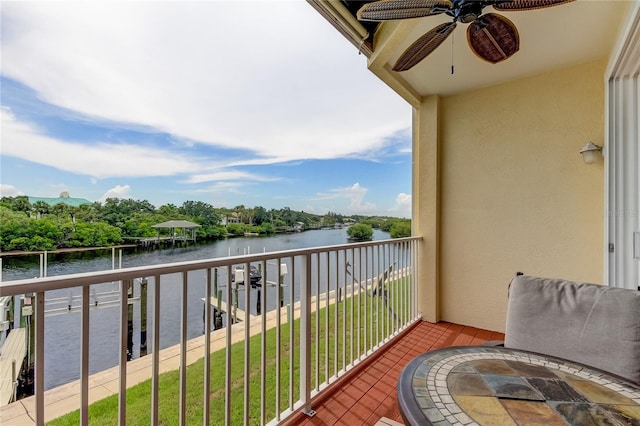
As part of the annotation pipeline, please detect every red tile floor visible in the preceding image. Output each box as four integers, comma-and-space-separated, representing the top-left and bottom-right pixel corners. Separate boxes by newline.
284, 321, 505, 426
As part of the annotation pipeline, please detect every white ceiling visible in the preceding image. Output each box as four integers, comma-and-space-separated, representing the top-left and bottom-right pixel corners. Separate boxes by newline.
373, 0, 632, 97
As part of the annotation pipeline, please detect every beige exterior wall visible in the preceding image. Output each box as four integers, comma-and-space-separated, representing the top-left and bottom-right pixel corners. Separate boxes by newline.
413, 96, 441, 323
419, 59, 606, 332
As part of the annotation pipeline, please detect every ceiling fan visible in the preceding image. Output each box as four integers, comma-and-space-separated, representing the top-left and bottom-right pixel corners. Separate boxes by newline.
356, 0, 575, 71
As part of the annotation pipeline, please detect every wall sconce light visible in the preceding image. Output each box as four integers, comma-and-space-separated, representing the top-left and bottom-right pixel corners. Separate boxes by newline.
579, 142, 602, 164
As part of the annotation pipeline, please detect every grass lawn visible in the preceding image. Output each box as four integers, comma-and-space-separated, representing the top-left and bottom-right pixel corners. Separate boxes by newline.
48, 278, 411, 425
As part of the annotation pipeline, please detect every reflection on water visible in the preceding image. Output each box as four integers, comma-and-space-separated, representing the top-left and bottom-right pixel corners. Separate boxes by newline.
1, 229, 391, 389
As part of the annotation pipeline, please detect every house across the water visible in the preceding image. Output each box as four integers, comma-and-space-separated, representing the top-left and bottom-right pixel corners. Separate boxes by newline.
28, 191, 91, 207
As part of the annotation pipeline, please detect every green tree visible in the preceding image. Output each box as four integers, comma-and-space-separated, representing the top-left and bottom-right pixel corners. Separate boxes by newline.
346, 223, 373, 241
0, 207, 31, 250
244, 207, 255, 225
68, 222, 122, 247
0, 197, 13, 209
32, 201, 51, 218
257, 222, 275, 234
74, 203, 100, 223
57, 220, 76, 248
51, 202, 73, 219
232, 205, 256, 225
390, 220, 411, 238
6, 237, 30, 251
322, 213, 337, 227
98, 198, 155, 227
157, 203, 182, 220
28, 235, 57, 251
379, 220, 393, 232
137, 221, 157, 238
11, 196, 32, 214
31, 218, 62, 246
272, 218, 287, 231
253, 206, 269, 225
362, 217, 384, 229
133, 199, 156, 213
279, 207, 295, 226
92, 223, 123, 246
68, 222, 94, 247
180, 201, 219, 226
226, 224, 244, 236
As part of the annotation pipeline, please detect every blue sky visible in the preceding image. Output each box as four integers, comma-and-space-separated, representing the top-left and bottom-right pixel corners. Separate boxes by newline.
0, 1, 412, 218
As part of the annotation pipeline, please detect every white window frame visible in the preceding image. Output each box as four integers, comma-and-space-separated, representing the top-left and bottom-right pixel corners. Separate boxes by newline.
605, 3, 640, 290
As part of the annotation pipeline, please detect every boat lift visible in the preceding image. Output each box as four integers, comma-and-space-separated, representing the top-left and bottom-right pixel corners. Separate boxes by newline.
203, 262, 289, 327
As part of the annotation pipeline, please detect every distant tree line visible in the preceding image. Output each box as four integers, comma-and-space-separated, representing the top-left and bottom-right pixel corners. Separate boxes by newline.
0, 196, 411, 252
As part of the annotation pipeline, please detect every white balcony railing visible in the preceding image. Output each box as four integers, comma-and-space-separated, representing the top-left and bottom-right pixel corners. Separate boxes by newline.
0, 237, 420, 425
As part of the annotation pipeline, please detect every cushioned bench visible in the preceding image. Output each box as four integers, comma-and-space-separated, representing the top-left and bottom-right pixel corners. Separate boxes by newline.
504, 275, 640, 385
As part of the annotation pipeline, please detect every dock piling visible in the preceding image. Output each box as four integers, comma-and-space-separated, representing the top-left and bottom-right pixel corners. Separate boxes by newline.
279, 263, 287, 307
214, 271, 222, 329
11, 360, 17, 403
140, 278, 148, 357
215, 290, 223, 329
125, 279, 134, 361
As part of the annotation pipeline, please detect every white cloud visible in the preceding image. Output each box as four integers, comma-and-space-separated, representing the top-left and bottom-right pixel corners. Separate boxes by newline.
318, 183, 377, 215
99, 185, 131, 202
185, 170, 282, 184
1, 109, 207, 179
314, 191, 340, 201
390, 192, 411, 218
344, 183, 376, 214
194, 181, 245, 195
0, 184, 23, 197
1, 1, 409, 164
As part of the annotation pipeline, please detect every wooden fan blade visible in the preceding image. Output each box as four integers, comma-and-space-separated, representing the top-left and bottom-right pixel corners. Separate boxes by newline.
357, 0, 452, 22
493, 0, 575, 11
467, 13, 519, 63
393, 22, 456, 71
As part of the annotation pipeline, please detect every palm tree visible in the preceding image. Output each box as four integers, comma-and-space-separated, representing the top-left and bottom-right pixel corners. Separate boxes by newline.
32, 201, 50, 219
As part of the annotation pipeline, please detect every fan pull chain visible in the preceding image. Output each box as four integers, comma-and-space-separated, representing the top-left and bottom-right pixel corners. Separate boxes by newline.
358, 33, 369, 56
451, 30, 455, 75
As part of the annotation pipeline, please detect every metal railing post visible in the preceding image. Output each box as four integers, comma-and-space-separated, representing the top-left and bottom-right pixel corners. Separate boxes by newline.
81, 285, 90, 425
243, 262, 251, 426
179, 271, 188, 426
118, 281, 128, 425
151, 275, 161, 425
35, 291, 44, 426
300, 254, 315, 417
203, 268, 211, 425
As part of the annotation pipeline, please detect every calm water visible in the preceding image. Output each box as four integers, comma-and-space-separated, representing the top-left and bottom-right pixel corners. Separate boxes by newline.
1, 228, 391, 389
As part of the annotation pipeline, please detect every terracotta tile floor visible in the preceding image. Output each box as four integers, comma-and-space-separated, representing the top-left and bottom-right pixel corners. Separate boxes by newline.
285, 321, 505, 426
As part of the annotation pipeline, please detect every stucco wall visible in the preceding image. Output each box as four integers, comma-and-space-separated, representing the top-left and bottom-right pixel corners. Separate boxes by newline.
437, 59, 606, 332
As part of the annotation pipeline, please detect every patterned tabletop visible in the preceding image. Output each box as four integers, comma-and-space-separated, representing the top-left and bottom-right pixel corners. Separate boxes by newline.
397, 346, 640, 426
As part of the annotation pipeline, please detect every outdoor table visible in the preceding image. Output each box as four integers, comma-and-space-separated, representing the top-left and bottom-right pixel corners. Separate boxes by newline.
397, 345, 640, 425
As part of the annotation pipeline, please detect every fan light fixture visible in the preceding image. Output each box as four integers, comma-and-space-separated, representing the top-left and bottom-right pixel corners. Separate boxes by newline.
579, 142, 602, 164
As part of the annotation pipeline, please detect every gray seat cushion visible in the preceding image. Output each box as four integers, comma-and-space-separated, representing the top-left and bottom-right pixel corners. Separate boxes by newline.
504, 275, 640, 385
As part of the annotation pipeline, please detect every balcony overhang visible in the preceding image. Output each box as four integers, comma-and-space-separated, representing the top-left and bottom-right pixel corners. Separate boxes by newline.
310, 0, 631, 107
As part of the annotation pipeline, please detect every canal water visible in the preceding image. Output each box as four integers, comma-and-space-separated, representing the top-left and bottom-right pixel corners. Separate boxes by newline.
1, 228, 391, 390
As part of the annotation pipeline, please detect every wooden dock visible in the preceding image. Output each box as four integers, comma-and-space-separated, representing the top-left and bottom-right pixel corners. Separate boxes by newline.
125, 236, 196, 248
0, 328, 26, 407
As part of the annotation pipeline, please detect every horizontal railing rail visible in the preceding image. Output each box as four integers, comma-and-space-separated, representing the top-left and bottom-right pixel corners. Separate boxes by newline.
0, 237, 421, 425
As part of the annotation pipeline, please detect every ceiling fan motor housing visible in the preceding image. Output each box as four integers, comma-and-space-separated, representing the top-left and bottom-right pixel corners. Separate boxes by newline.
448, 0, 486, 23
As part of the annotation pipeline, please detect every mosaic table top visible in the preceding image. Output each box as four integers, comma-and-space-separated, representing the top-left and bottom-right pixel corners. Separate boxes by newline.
397, 346, 640, 426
